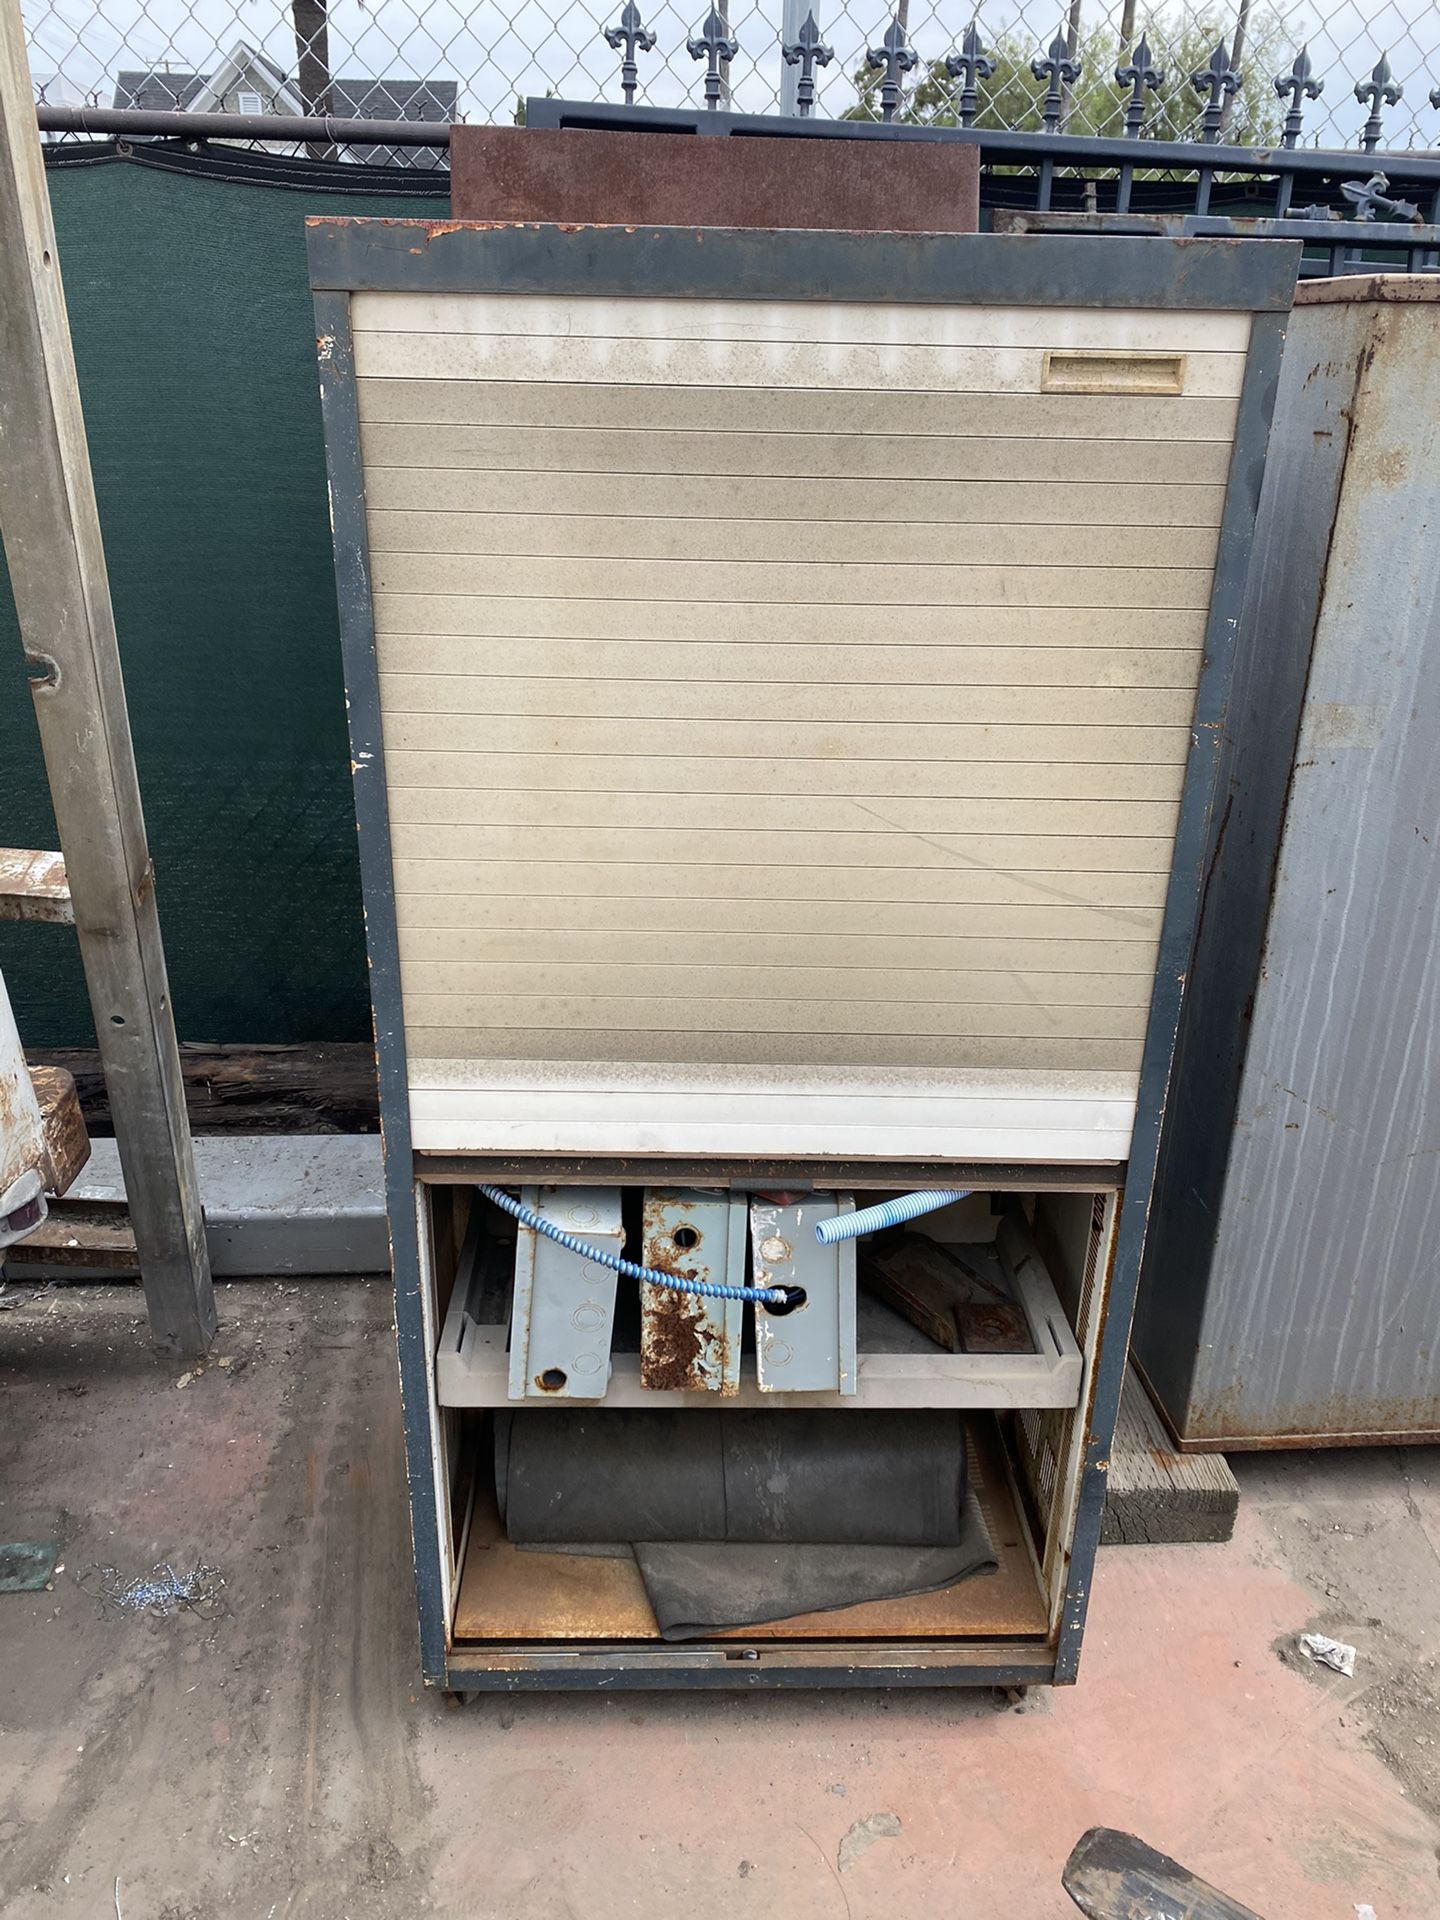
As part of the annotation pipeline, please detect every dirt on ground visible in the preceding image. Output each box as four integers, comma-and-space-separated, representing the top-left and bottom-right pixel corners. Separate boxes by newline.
0, 1280, 1437, 1920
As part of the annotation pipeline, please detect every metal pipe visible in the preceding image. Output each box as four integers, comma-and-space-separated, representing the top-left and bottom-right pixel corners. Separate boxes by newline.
35, 102, 451, 147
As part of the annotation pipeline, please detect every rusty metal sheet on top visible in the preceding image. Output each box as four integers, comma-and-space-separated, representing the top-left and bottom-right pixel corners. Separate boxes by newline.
450, 127, 980, 233
640, 1189, 744, 1395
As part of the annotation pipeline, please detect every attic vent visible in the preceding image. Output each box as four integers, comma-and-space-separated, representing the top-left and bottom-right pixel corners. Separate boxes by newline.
1042, 350, 1187, 394
236, 88, 264, 116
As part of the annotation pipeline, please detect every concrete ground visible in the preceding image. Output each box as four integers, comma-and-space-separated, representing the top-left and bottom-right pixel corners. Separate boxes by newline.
1, 1279, 1437, 1920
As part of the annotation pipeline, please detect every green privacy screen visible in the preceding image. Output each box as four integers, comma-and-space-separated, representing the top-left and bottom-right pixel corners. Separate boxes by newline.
0, 156, 437, 1046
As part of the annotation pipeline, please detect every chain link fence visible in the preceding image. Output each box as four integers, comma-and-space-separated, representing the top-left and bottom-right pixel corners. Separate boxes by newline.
24, 0, 1440, 158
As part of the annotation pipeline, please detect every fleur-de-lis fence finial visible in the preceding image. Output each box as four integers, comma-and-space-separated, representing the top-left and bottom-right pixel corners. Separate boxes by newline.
1191, 39, 1240, 143
1340, 172, 1419, 222
1031, 29, 1081, 135
867, 16, 917, 123
687, 6, 739, 110
782, 11, 833, 118
1115, 34, 1163, 138
1355, 53, 1401, 154
945, 21, 995, 130
1274, 46, 1322, 149
604, 1, 656, 106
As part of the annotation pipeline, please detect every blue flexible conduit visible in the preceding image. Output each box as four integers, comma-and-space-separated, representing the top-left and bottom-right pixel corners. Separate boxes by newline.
815, 1189, 972, 1245
479, 1184, 791, 1306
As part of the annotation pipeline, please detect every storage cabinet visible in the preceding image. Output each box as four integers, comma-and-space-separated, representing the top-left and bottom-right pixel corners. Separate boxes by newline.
311, 220, 1295, 1687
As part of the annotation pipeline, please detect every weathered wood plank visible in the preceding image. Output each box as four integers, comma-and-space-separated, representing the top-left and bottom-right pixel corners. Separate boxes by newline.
0, 848, 72, 924
28, 1063, 90, 1194
0, 2, 213, 1352
1101, 1367, 1239, 1546
28, 1043, 380, 1135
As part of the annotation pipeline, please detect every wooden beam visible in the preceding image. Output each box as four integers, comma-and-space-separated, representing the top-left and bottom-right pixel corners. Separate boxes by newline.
29, 1064, 90, 1194
0, 847, 72, 923
1102, 1367, 1239, 1545
28, 1042, 381, 1136
0, 0, 214, 1353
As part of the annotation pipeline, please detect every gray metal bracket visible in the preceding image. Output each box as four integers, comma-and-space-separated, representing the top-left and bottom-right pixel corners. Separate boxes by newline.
506, 1186, 624, 1401
750, 1194, 857, 1394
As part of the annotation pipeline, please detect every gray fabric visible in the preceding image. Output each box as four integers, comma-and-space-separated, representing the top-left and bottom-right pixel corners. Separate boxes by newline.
495, 1409, 969, 1548
637, 1488, 998, 1641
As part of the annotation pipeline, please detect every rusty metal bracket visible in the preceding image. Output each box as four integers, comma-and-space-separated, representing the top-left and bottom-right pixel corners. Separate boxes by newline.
640, 1189, 744, 1395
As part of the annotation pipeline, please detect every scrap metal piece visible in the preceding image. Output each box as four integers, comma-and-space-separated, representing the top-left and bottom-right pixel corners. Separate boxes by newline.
750, 1193, 856, 1395
1062, 1826, 1262, 1920
640, 1188, 744, 1394
507, 1185, 623, 1402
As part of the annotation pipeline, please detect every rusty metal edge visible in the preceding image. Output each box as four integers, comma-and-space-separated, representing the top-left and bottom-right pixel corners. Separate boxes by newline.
443, 1642, 1055, 1692
305, 218, 1301, 312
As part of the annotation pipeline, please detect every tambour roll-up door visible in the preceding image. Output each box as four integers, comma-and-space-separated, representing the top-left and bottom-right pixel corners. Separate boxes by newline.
311, 224, 1284, 1165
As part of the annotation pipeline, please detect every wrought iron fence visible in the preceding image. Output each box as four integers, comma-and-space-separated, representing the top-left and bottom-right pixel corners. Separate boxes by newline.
23, 0, 1440, 160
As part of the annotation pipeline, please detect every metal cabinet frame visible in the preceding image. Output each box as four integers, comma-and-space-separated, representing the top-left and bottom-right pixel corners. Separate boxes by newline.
308, 221, 1297, 1690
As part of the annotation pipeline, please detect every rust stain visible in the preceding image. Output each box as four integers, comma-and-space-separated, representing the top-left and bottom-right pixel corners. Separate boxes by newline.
639, 1275, 713, 1392
639, 1192, 733, 1393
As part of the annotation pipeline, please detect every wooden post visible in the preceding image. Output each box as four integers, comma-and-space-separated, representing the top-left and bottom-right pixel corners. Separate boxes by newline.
0, 0, 215, 1354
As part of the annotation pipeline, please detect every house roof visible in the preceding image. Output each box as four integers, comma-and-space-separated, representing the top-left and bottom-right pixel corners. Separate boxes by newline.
113, 65, 456, 120
112, 56, 456, 170
188, 43, 302, 117
114, 70, 207, 111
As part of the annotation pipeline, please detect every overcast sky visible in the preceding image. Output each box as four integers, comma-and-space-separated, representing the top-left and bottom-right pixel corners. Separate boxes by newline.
24, 0, 1440, 148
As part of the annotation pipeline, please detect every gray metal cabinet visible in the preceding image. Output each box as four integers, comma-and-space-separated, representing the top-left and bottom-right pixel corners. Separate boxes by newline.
1137, 277, 1440, 1448
311, 219, 1293, 1687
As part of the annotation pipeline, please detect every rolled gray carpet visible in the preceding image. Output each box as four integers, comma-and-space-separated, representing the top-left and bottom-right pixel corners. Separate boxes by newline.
495, 1408, 970, 1548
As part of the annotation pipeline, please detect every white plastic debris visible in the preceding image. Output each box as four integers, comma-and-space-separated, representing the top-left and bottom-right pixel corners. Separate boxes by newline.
1299, 1631, 1357, 1677
1354, 1904, 1378, 1920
